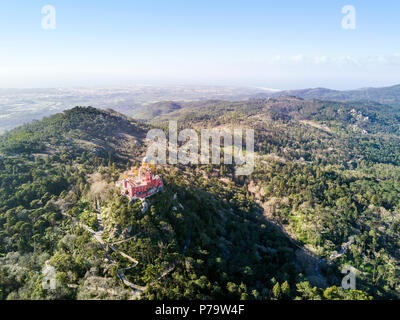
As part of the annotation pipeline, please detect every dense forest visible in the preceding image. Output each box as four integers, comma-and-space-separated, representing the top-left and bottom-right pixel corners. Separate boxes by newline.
0, 101, 398, 300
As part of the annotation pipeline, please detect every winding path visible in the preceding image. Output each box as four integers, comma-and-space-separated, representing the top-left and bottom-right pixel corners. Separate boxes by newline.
61, 199, 176, 298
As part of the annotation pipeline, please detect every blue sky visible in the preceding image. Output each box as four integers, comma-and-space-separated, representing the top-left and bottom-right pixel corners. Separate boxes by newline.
1, 0, 400, 89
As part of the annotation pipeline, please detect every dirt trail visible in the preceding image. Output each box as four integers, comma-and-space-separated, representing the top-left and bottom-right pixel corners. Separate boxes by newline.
61, 199, 177, 298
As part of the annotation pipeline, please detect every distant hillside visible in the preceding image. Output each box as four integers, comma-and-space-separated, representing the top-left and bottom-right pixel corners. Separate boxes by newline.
133, 101, 184, 120
138, 96, 400, 135
0, 106, 150, 162
0, 86, 278, 134
266, 84, 400, 106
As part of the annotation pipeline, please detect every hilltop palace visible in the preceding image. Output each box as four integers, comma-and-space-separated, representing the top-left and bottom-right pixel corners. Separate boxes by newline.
119, 157, 163, 201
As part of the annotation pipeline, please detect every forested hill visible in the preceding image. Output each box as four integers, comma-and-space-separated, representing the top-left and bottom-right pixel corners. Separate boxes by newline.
0, 106, 150, 161
260, 84, 400, 107
0, 104, 398, 300
136, 96, 400, 135
0, 106, 345, 300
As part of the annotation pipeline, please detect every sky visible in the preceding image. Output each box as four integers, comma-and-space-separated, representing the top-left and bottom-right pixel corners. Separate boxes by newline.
1, 0, 400, 89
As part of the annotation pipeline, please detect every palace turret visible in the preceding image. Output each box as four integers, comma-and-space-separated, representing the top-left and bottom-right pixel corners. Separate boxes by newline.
120, 158, 163, 200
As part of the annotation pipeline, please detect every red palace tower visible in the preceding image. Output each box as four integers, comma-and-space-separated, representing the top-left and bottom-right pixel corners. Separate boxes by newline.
120, 160, 163, 200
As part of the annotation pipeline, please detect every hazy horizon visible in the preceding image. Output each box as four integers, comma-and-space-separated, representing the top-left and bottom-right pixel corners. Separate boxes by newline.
1, 81, 400, 92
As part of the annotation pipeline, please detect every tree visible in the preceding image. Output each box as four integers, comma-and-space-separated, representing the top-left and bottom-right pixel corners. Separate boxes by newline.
281, 281, 290, 299
272, 282, 282, 299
